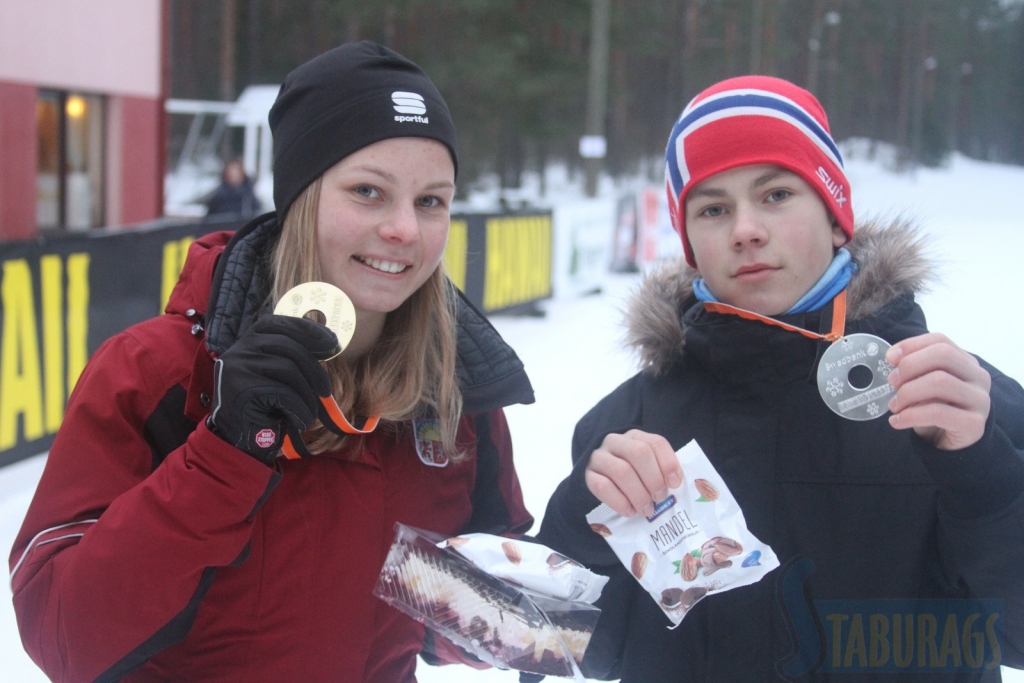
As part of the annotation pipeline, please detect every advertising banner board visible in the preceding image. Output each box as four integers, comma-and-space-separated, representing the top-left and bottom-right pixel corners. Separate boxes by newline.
448, 212, 554, 315
610, 188, 682, 272
551, 199, 614, 299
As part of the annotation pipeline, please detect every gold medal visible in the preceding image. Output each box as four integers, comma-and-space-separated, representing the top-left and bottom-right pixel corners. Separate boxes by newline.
274, 282, 356, 359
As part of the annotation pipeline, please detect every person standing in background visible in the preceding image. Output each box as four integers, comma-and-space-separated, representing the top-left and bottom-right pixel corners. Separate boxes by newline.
205, 157, 261, 217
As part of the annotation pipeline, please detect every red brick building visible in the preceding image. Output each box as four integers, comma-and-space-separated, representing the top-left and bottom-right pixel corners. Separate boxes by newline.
0, 0, 167, 240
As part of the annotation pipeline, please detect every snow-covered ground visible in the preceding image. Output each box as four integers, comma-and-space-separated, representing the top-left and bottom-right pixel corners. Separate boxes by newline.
3, 148, 1024, 682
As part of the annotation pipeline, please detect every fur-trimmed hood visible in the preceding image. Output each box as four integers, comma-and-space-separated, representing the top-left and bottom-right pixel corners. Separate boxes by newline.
624, 217, 936, 374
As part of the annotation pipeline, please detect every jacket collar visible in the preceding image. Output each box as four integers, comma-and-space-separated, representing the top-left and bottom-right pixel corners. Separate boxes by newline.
625, 217, 937, 375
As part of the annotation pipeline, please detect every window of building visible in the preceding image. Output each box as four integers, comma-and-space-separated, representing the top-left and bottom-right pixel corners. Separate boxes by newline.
36, 90, 105, 230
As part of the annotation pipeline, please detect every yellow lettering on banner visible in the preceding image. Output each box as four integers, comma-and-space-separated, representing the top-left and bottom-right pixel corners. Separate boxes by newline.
41, 255, 64, 431
161, 237, 194, 313
538, 218, 553, 298
483, 221, 502, 310
444, 219, 468, 291
0, 260, 45, 449
483, 216, 552, 311
66, 253, 90, 396
484, 220, 507, 311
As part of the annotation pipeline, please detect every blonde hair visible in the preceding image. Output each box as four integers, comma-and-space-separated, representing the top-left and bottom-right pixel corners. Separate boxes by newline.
270, 177, 464, 459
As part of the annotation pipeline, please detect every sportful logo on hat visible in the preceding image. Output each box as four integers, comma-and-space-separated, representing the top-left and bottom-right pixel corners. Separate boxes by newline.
663, 76, 854, 266
392, 91, 426, 114
392, 91, 429, 124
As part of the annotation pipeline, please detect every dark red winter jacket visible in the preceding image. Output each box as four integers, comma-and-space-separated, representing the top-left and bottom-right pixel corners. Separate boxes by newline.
10, 216, 535, 683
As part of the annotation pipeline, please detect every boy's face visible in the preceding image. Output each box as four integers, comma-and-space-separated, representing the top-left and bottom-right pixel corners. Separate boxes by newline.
685, 164, 847, 316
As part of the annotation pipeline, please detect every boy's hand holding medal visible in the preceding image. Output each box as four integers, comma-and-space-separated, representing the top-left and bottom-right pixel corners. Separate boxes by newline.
885, 332, 992, 450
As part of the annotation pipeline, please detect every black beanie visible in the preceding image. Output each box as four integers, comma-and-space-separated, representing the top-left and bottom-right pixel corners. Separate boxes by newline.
269, 41, 458, 220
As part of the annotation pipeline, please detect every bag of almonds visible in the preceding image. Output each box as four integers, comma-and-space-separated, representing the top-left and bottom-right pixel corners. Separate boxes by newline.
586, 439, 778, 627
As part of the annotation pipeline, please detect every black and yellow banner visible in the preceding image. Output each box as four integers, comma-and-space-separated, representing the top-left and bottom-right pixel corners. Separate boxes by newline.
0, 217, 241, 467
0, 210, 551, 467
444, 211, 553, 315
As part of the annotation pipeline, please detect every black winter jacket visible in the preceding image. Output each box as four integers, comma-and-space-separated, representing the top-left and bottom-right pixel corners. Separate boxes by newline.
536, 219, 1024, 682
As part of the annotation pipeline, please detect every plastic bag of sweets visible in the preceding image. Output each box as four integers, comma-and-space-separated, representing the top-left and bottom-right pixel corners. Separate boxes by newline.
441, 533, 608, 604
374, 524, 602, 680
586, 439, 779, 627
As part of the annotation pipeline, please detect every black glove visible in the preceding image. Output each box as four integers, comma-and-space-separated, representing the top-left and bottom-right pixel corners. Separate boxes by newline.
207, 315, 340, 464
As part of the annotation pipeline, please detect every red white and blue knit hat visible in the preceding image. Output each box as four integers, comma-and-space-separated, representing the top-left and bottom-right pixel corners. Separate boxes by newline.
665, 75, 854, 266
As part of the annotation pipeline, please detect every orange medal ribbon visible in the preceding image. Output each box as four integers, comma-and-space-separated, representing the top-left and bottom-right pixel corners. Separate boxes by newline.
274, 282, 381, 459
703, 289, 847, 343
281, 398, 381, 460
704, 291, 897, 422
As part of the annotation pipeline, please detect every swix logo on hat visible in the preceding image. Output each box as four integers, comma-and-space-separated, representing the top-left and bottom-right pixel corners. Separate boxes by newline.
412, 418, 448, 467
392, 91, 429, 124
255, 429, 276, 449
663, 75, 855, 266
816, 166, 847, 207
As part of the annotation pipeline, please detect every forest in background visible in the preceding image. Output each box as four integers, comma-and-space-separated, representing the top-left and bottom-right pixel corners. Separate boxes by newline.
170, 0, 1024, 192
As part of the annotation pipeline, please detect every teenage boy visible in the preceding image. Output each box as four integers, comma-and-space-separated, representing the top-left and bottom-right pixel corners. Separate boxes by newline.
535, 76, 1024, 681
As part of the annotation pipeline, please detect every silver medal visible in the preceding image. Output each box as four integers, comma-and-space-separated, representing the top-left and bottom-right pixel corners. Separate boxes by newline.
816, 333, 895, 421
